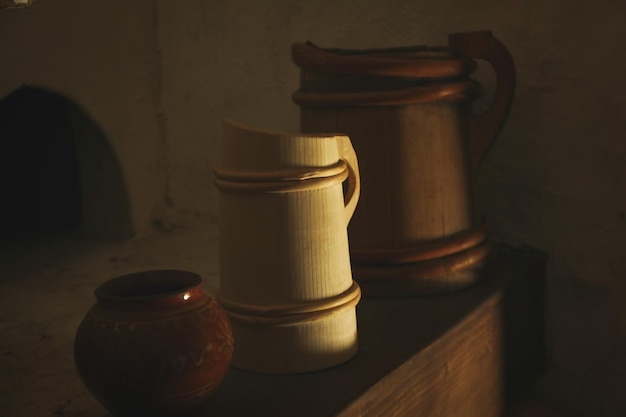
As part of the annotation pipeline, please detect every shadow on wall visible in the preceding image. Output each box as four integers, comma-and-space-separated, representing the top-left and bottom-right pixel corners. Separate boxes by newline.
0, 86, 133, 241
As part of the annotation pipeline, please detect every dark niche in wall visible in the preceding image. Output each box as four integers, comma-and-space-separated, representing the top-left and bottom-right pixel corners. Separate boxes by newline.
0, 86, 80, 239
0, 86, 133, 241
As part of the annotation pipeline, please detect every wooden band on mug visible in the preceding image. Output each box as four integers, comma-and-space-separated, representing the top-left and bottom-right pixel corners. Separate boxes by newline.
217, 282, 361, 327
215, 159, 347, 183
214, 160, 349, 193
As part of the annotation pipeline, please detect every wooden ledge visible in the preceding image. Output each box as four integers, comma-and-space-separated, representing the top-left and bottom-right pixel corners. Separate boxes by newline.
201, 246, 547, 417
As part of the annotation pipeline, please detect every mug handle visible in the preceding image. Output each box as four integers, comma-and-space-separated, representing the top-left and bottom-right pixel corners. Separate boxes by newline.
448, 30, 516, 168
336, 135, 361, 226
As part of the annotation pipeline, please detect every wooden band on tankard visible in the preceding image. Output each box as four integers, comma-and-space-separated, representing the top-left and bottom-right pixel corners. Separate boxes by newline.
217, 282, 361, 327
214, 159, 349, 193
351, 222, 489, 265
353, 241, 492, 296
292, 41, 480, 107
291, 41, 475, 79
292, 80, 478, 107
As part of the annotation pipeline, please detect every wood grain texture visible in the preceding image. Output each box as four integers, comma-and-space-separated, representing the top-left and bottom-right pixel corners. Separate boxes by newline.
215, 120, 361, 374
199, 246, 546, 416
295, 32, 516, 297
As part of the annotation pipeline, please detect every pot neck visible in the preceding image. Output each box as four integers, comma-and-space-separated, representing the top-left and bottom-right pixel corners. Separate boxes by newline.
94, 270, 205, 311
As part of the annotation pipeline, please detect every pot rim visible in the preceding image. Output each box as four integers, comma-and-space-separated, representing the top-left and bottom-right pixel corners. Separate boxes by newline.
95, 270, 202, 304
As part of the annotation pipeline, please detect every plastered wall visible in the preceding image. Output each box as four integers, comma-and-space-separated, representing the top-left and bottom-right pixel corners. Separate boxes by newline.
1, 1, 625, 415
0, 1, 166, 236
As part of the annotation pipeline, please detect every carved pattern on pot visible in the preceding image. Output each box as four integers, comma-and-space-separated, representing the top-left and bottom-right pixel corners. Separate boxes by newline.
74, 270, 234, 416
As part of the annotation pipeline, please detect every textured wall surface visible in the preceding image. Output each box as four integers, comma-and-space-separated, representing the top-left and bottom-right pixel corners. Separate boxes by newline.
0, 0, 166, 235
1, 1, 625, 415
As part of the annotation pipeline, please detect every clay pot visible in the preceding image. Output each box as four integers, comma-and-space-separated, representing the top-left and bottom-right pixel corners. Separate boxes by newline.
74, 270, 233, 416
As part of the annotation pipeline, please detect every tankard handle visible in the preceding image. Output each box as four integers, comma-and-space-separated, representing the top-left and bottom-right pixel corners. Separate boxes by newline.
448, 30, 516, 168
336, 135, 361, 226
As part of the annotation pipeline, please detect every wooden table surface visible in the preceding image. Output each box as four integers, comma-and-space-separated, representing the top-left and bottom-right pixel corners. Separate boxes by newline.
198, 246, 547, 417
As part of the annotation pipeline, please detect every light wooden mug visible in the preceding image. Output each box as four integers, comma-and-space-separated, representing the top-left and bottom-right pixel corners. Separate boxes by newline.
215, 119, 361, 374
